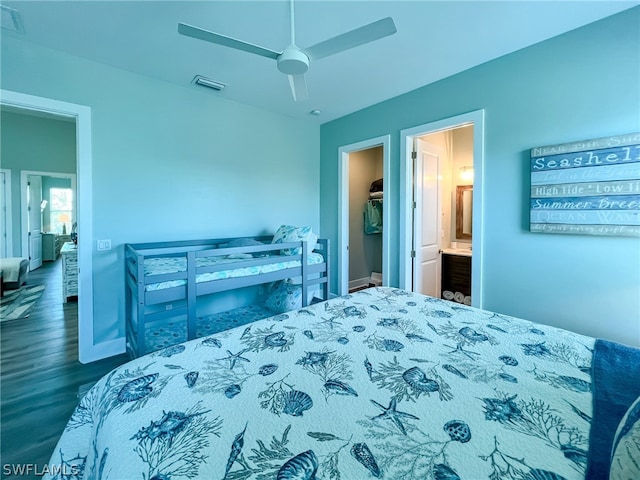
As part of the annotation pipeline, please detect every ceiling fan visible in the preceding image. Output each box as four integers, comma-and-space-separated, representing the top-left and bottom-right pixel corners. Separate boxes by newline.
178, 0, 397, 102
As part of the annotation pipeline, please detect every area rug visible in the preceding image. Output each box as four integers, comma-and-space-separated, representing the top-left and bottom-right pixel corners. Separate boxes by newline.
0, 284, 46, 322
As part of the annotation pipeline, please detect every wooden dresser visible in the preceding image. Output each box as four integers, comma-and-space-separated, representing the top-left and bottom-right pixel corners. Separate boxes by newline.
60, 242, 78, 303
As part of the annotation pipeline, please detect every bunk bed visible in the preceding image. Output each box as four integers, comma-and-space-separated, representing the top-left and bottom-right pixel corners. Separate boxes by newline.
125, 232, 329, 358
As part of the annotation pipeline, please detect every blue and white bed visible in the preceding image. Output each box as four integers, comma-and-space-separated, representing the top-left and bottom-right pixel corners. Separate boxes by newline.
48, 287, 640, 479
125, 228, 330, 358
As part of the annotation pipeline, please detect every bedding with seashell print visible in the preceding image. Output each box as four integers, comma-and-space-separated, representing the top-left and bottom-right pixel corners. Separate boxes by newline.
46, 287, 606, 480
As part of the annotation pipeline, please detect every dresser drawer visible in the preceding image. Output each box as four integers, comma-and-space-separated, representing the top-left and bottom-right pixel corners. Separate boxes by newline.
64, 258, 78, 272
60, 242, 79, 302
65, 281, 78, 297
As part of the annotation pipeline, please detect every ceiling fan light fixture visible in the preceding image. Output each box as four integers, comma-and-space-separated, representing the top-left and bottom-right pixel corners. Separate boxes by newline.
192, 75, 226, 91
277, 46, 309, 75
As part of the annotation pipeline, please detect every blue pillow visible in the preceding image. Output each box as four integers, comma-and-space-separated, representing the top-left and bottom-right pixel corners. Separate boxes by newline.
264, 281, 302, 314
587, 339, 640, 478
222, 238, 268, 257
610, 395, 640, 480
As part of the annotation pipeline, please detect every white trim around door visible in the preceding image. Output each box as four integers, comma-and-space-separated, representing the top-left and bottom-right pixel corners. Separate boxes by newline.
0, 168, 13, 257
399, 110, 485, 308
338, 135, 391, 296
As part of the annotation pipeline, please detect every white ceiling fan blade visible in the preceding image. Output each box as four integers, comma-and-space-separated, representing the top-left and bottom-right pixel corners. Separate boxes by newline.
288, 74, 308, 102
178, 23, 280, 60
305, 17, 397, 60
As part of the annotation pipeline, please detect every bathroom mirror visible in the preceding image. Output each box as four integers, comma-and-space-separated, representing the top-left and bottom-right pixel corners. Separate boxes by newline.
456, 185, 473, 239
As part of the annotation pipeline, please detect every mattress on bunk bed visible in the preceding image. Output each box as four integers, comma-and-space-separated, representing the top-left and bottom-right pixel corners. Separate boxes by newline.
143, 252, 325, 292
145, 304, 277, 352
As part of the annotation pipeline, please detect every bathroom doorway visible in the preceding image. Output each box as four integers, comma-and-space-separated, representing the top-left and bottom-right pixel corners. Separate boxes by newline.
399, 110, 485, 308
338, 135, 391, 296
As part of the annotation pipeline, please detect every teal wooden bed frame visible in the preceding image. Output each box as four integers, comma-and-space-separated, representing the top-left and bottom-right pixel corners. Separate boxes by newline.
124, 236, 330, 358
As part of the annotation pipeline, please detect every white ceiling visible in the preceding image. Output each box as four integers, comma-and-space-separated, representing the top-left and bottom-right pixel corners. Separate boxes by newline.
3, 0, 638, 123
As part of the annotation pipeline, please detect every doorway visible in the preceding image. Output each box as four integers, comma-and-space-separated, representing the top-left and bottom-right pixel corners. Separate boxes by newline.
338, 135, 391, 296
20, 171, 77, 271
400, 110, 485, 308
1, 89, 98, 363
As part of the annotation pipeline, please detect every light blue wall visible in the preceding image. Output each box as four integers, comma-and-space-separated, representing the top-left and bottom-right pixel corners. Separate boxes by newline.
320, 8, 640, 346
2, 36, 320, 345
0, 111, 76, 253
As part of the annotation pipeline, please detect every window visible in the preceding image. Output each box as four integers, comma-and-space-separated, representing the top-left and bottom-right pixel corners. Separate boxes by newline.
50, 188, 73, 234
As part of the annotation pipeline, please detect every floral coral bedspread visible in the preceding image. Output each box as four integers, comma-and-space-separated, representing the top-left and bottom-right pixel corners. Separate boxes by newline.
46, 287, 595, 480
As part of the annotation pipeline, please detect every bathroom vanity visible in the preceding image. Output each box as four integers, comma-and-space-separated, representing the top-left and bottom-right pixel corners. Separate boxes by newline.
441, 248, 471, 305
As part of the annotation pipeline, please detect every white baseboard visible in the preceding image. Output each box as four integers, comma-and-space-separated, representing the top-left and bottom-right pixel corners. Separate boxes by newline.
79, 338, 126, 364
349, 277, 370, 290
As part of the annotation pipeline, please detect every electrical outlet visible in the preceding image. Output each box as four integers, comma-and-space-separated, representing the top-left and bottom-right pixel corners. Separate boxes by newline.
97, 239, 112, 251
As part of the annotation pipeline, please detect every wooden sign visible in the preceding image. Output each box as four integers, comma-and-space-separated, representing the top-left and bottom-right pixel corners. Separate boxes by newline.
530, 133, 640, 237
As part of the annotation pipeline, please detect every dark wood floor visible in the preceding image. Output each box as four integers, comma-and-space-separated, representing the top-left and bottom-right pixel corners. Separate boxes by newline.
1, 259, 128, 479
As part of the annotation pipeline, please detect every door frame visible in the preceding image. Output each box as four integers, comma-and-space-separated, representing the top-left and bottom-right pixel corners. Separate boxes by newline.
0, 168, 13, 257
1, 89, 99, 363
21, 170, 77, 268
338, 135, 391, 296
400, 110, 485, 308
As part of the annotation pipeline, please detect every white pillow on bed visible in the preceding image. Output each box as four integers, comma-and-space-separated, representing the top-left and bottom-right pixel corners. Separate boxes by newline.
225, 253, 254, 260
610, 394, 640, 480
271, 225, 317, 256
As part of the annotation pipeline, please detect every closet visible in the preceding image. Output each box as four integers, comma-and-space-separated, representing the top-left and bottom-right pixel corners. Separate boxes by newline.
348, 146, 383, 291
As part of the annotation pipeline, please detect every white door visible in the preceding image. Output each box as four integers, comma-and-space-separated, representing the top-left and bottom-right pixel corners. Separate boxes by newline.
27, 175, 43, 270
412, 139, 442, 296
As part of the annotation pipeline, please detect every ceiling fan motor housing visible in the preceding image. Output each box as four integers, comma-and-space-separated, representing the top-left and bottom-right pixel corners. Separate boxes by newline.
277, 46, 309, 75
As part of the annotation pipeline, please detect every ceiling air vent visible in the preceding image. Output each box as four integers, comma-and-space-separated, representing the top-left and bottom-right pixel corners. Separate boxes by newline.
1, 5, 24, 33
192, 75, 226, 92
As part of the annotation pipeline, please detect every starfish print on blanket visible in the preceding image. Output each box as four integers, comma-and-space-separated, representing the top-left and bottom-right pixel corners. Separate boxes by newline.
220, 349, 251, 369
370, 397, 420, 435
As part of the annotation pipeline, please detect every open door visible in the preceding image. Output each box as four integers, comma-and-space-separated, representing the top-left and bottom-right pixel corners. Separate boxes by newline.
27, 175, 43, 271
412, 138, 442, 296
400, 110, 484, 307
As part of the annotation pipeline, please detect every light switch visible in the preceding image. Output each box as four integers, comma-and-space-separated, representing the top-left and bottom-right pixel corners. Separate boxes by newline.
97, 239, 112, 251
